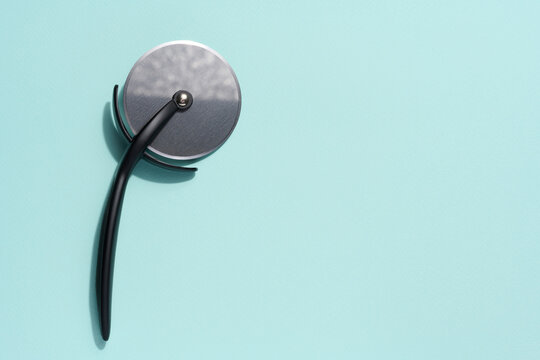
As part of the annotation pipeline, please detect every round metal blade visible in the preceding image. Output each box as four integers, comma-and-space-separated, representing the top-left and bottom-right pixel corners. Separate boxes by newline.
122, 41, 241, 164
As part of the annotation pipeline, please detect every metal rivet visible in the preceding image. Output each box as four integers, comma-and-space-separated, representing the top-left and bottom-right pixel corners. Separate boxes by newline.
173, 90, 193, 110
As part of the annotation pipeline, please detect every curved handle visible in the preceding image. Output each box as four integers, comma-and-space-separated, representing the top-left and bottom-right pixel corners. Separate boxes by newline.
112, 85, 198, 171
97, 90, 193, 340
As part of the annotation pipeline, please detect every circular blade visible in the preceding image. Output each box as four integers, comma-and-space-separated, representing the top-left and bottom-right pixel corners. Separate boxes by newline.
122, 41, 241, 164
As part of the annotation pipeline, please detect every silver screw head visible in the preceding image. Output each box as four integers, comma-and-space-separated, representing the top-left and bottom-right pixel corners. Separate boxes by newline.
173, 90, 193, 110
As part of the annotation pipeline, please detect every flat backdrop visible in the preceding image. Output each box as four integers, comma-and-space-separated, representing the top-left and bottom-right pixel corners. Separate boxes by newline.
1, 1, 539, 359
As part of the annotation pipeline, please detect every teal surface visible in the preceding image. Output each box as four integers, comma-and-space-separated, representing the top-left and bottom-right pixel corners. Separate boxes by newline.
1, 1, 539, 359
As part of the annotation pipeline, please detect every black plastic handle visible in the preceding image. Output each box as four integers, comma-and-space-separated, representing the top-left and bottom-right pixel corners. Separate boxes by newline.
112, 85, 197, 171
97, 89, 193, 341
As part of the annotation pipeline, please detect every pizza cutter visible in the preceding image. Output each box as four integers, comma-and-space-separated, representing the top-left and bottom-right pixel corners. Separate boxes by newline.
97, 41, 241, 341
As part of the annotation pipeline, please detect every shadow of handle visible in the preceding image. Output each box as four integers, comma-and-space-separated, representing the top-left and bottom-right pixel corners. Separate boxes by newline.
97, 99, 183, 341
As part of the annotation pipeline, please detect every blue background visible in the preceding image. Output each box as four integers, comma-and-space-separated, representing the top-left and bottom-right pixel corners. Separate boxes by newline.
1, 1, 539, 358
